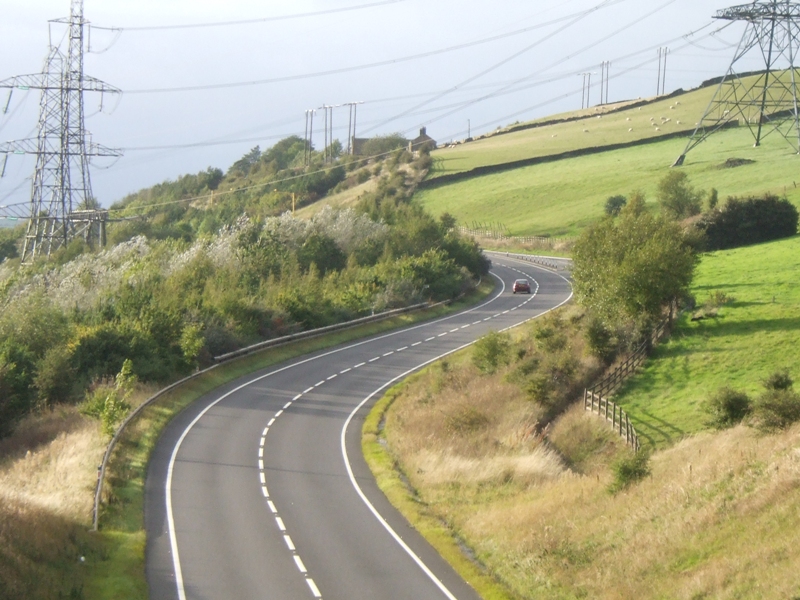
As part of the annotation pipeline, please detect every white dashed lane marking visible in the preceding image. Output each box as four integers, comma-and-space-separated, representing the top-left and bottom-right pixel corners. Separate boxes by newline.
307, 578, 322, 598
252, 267, 544, 600
294, 555, 307, 573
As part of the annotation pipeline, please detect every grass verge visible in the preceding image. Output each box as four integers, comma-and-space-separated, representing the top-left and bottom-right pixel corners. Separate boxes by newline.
363, 382, 516, 600
84, 280, 495, 598
366, 301, 800, 598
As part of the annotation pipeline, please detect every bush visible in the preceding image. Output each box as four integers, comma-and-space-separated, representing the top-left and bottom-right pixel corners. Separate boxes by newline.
705, 387, 752, 429
698, 194, 799, 250
604, 195, 627, 216
764, 369, 793, 391
80, 359, 136, 437
751, 389, 800, 432
472, 331, 511, 374
609, 451, 651, 493
585, 318, 616, 364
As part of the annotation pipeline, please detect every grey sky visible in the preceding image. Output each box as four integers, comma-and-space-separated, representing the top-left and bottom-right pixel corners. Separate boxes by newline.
0, 1, 758, 208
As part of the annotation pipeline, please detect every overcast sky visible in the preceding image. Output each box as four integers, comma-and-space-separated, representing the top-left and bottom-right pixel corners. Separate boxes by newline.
0, 0, 760, 208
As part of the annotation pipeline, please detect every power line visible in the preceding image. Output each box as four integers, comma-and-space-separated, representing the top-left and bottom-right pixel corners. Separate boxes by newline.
361, 0, 629, 136
90, 0, 408, 32
122, 6, 625, 95
383, 0, 682, 138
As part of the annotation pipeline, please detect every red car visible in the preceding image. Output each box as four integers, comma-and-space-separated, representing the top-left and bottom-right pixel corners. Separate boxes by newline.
513, 279, 531, 294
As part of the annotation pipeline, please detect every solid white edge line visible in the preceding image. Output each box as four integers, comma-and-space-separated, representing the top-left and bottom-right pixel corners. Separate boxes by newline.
163, 266, 515, 599
340, 267, 573, 600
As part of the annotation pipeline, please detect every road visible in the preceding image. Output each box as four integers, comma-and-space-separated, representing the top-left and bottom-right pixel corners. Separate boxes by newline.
145, 255, 573, 600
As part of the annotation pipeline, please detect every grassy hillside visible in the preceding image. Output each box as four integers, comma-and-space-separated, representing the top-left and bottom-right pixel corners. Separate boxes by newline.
613, 235, 800, 448
429, 89, 714, 178
417, 127, 800, 237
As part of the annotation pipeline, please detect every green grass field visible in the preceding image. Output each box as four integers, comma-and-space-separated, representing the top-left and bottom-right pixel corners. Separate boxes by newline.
418, 127, 800, 237
429, 88, 717, 178
614, 235, 800, 449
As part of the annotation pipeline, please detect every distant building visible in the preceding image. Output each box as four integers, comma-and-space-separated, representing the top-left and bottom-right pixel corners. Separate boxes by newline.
410, 127, 437, 150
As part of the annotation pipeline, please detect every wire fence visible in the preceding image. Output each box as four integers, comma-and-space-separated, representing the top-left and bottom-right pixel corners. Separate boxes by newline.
584, 318, 670, 452
458, 225, 571, 248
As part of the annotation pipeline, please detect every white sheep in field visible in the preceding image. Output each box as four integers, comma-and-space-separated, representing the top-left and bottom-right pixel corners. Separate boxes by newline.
656, 127, 661, 131
629, 128, 634, 132
583, 129, 590, 133
677, 120, 682, 125
552, 134, 558, 138
626, 117, 631, 121
650, 117, 655, 121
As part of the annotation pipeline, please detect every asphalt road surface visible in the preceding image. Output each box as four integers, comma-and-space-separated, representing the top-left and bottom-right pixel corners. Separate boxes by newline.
145, 254, 572, 600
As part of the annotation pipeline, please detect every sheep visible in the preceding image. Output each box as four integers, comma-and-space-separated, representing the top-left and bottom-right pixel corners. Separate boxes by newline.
583, 129, 590, 133
656, 127, 661, 131
650, 117, 655, 121
629, 128, 634, 132
626, 117, 631, 121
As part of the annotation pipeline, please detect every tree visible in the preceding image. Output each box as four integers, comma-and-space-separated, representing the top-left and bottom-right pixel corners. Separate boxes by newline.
657, 171, 702, 219
572, 203, 697, 331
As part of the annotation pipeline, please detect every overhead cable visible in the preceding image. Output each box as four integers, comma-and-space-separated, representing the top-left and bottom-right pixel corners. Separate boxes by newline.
91, 0, 408, 32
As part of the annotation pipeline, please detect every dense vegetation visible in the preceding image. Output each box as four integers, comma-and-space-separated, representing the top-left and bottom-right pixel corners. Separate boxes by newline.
0, 139, 487, 437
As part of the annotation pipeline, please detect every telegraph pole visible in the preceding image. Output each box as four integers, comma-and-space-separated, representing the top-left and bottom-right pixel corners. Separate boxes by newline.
343, 101, 363, 155
600, 61, 611, 104
657, 47, 669, 95
0, 0, 121, 262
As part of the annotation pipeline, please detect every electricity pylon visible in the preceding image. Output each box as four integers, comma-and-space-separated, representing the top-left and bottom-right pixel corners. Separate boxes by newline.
675, 1, 800, 166
0, 0, 121, 261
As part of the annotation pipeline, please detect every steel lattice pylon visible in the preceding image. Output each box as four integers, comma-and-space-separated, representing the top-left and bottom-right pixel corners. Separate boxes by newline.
0, 0, 120, 262
674, 0, 800, 166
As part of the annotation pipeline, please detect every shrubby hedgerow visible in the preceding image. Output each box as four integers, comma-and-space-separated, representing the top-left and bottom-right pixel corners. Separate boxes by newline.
0, 141, 487, 436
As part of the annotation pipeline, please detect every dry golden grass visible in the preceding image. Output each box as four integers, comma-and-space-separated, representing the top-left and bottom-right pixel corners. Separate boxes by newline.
0, 406, 107, 599
0, 407, 104, 519
0, 383, 159, 599
383, 341, 800, 598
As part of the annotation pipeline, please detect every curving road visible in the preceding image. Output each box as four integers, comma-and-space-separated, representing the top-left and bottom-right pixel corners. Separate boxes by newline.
145, 255, 572, 600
